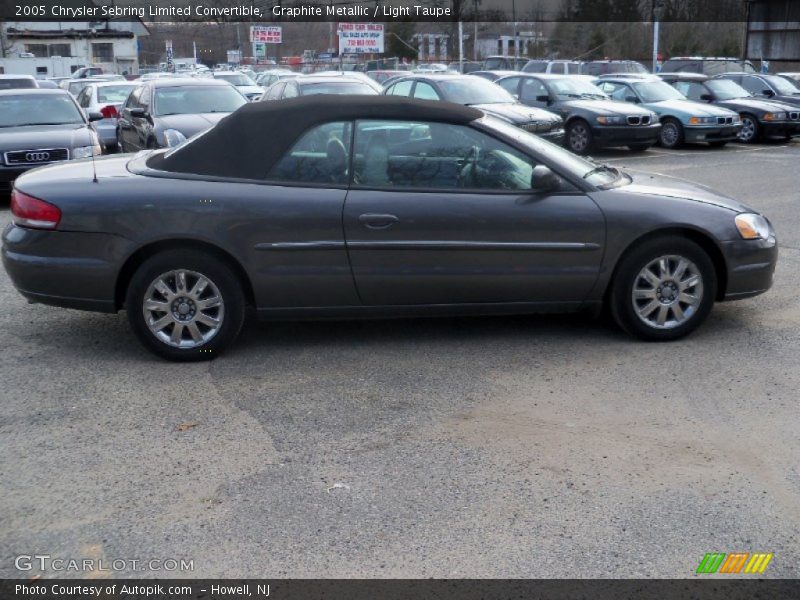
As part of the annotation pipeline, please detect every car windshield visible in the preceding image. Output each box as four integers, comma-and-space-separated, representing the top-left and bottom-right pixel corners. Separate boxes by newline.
0, 94, 84, 127
438, 78, 515, 104
153, 86, 247, 116
523, 62, 548, 73
97, 84, 137, 103
0, 78, 36, 89
632, 80, 685, 102
215, 73, 256, 87
481, 115, 623, 187
763, 75, 800, 95
705, 79, 750, 100
299, 81, 378, 96
549, 78, 607, 99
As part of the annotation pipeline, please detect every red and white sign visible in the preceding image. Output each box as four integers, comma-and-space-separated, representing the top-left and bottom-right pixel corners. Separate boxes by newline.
338, 23, 384, 54
250, 26, 282, 44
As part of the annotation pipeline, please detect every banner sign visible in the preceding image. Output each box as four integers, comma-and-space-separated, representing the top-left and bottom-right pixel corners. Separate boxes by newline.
338, 23, 384, 54
250, 25, 282, 44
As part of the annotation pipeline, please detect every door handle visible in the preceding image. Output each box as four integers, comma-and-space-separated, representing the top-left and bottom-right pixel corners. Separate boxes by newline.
358, 213, 399, 229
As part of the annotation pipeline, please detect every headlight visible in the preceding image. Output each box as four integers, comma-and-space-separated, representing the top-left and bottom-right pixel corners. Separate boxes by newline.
688, 116, 716, 125
735, 213, 771, 240
596, 115, 624, 125
72, 145, 100, 159
650, 112, 660, 123
732, 115, 742, 124
163, 129, 187, 148
763, 112, 787, 121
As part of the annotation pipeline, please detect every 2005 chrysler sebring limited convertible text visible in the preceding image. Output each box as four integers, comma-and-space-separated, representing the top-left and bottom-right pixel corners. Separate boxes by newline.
2, 96, 777, 361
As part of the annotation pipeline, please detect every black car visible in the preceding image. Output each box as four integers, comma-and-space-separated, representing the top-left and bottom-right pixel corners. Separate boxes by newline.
495, 74, 660, 154
718, 73, 800, 108
660, 73, 800, 143
383, 74, 564, 144
260, 75, 379, 100
3, 96, 776, 360
0, 89, 102, 193
117, 78, 248, 152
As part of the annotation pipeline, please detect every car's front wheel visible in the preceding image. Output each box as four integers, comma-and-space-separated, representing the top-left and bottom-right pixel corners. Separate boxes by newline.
658, 118, 685, 149
566, 119, 593, 155
125, 249, 246, 361
610, 237, 717, 341
738, 114, 759, 143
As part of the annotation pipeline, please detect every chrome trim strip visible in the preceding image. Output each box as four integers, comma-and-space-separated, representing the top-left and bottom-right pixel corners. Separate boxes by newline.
255, 241, 346, 251
346, 241, 601, 251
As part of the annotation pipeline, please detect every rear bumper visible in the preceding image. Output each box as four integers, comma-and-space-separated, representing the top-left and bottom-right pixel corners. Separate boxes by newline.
2, 223, 133, 313
685, 125, 741, 143
592, 124, 661, 147
720, 235, 778, 301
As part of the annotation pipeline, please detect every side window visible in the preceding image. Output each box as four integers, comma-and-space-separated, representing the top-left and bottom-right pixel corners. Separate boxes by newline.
266, 82, 285, 100
387, 79, 413, 96
268, 121, 352, 185
283, 81, 298, 98
519, 78, 548, 104
552, 63, 566, 74
674, 81, 705, 101
568, 62, 581, 74
139, 86, 151, 110
413, 82, 440, 101
353, 120, 537, 191
496, 77, 520, 96
77, 86, 91, 107
739, 76, 763, 95
126, 87, 142, 110
600, 82, 631, 102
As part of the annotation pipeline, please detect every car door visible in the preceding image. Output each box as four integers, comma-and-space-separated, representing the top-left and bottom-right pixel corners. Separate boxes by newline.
518, 77, 551, 108
343, 119, 605, 306
118, 86, 142, 151
496, 76, 522, 97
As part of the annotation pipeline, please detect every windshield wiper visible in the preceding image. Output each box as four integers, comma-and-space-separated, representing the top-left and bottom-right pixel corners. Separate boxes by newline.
583, 164, 619, 180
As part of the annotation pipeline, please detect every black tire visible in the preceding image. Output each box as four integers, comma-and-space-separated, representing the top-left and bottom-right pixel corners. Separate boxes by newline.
609, 237, 717, 341
658, 118, 685, 149
628, 143, 652, 152
125, 249, 246, 361
566, 119, 594, 155
738, 114, 760, 144
708, 141, 728, 148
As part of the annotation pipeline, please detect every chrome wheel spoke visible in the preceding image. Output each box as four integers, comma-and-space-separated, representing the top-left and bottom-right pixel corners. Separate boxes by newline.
680, 275, 700, 291
144, 299, 170, 312
637, 299, 660, 318
175, 271, 188, 293
641, 268, 661, 288
633, 288, 656, 300
154, 279, 175, 300
186, 322, 203, 343
195, 312, 220, 328
170, 322, 185, 345
656, 305, 669, 326
196, 295, 221, 310
150, 314, 173, 332
189, 276, 209, 299
672, 259, 688, 281
679, 292, 698, 304
671, 302, 685, 322
631, 254, 704, 330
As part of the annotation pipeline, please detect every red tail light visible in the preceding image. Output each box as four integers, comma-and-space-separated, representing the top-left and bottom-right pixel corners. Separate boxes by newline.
11, 189, 61, 229
99, 104, 119, 119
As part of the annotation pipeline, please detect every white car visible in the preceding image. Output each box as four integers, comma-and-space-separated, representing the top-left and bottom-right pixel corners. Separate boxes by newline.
212, 72, 262, 101
74, 80, 138, 152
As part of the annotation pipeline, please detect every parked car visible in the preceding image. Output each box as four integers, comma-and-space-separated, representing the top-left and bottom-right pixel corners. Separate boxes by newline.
75, 81, 138, 152
415, 63, 450, 73
582, 60, 648, 76
211, 72, 263, 101
0, 89, 101, 193
0, 74, 38, 89
255, 69, 298, 89
777, 73, 800, 89
72, 66, 105, 79
117, 78, 248, 152
717, 72, 800, 108
495, 74, 660, 154
597, 75, 742, 148
483, 56, 529, 71
62, 77, 115, 97
383, 74, 564, 144
3, 96, 777, 360
522, 60, 583, 75
310, 71, 384, 93
446, 61, 483, 74
469, 70, 520, 82
35, 80, 59, 89
367, 70, 409, 84
260, 75, 380, 101
661, 57, 757, 75
659, 73, 800, 143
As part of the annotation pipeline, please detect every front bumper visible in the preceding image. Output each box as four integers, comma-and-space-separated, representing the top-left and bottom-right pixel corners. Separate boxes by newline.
720, 234, 778, 301
592, 123, 662, 148
685, 124, 742, 143
760, 120, 800, 139
2, 223, 133, 313
538, 127, 565, 145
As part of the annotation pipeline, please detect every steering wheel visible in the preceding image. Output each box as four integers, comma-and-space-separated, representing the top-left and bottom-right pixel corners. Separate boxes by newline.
458, 145, 482, 188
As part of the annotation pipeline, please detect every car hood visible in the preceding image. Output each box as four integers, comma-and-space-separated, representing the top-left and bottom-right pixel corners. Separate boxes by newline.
716, 97, 790, 113
472, 102, 562, 125
563, 99, 651, 116
770, 93, 800, 106
236, 85, 263, 96
618, 170, 755, 213
646, 99, 736, 116
155, 113, 230, 137
0, 123, 94, 153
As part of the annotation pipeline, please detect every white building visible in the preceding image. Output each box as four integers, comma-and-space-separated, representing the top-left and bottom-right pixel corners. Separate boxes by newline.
0, 19, 149, 77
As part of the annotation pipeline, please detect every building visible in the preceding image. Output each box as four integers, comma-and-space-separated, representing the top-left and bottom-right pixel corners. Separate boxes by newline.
745, 0, 800, 71
0, 18, 149, 76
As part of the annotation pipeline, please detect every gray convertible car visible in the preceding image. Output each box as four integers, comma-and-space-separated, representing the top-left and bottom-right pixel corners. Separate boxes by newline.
2, 96, 777, 361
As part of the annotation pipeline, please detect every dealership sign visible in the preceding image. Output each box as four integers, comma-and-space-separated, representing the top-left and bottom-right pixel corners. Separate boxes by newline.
250, 25, 282, 44
338, 23, 384, 54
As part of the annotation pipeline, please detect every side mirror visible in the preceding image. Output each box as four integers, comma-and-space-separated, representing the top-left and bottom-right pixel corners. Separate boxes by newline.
535, 94, 549, 103
129, 108, 147, 118
87, 111, 104, 122
700, 93, 713, 102
625, 95, 639, 103
531, 165, 560, 193
762, 88, 774, 97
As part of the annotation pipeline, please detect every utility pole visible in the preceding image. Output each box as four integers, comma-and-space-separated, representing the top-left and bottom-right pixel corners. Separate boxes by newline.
652, 0, 664, 73
473, 0, 479, 61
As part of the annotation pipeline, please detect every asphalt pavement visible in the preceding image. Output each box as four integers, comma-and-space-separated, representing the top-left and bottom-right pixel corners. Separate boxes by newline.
1, 140, 798, 579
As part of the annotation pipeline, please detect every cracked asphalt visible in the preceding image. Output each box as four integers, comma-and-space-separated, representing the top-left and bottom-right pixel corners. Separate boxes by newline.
1, 140, 798, 579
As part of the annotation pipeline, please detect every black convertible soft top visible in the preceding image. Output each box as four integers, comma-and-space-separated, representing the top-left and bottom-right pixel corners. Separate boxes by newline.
149, 95, 483, 180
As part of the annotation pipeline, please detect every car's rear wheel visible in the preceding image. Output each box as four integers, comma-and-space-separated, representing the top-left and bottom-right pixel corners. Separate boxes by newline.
738, 114, 759, 143
610, 237, 717, 341
628, 143, 652, 152
658, 118, 685, 149
125, 250, 245, 361
567, 120, 593, 155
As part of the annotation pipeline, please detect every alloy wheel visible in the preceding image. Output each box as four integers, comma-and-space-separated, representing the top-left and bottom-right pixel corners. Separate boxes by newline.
143, 269, 225, 348
569, 123, 589, 153
631, 255, 704, 330
660, 122, 680, 147
738, 117, 756, 142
